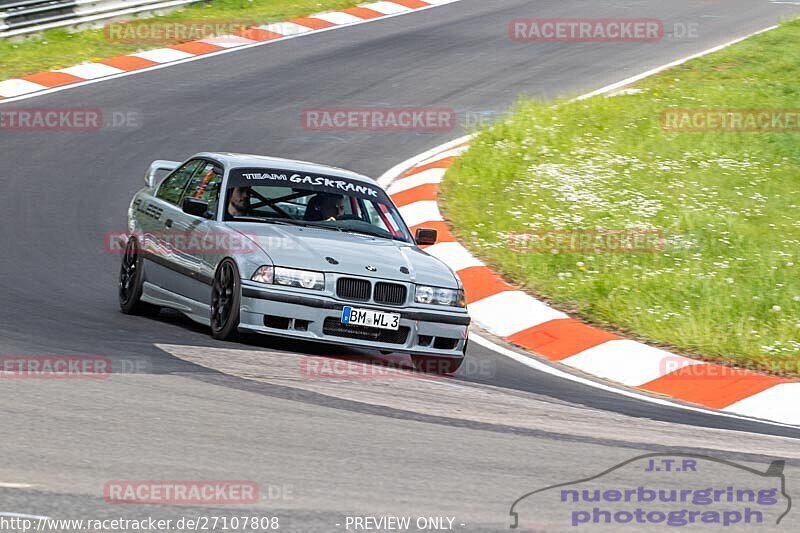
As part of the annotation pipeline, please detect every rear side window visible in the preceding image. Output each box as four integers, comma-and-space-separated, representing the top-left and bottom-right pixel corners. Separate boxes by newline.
183, 162, 223, 216
156, 159, 202, 205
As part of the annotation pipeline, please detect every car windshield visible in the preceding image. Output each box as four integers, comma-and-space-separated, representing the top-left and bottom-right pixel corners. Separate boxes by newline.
223, 167, 413, 243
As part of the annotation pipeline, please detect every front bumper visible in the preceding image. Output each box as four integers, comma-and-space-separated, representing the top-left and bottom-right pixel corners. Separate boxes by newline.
239, 282, 470, 357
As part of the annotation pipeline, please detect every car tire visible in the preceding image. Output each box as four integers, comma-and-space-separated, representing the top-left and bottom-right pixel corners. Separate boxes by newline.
210, 258, 242, 341
411, 355, 464, 374
119, 237, 160, 316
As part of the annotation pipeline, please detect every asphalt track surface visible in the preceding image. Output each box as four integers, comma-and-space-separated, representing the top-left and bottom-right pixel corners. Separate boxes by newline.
2, 0, 800, 530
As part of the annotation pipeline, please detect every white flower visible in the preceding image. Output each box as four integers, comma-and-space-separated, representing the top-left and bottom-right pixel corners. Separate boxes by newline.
771, 305, 782, 312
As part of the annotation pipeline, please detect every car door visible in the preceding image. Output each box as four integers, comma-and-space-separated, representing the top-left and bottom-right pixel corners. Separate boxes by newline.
169, 161, 224, 305
145, 159, 204, 292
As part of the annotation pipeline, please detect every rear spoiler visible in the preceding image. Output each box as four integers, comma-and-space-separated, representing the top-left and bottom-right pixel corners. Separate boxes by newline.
144, 160, 181, 188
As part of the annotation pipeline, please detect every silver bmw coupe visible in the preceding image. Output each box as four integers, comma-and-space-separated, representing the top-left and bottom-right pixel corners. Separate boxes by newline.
119, 153, 470, 372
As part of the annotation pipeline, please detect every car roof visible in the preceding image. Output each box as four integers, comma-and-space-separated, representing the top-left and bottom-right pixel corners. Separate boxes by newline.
194, 152, 378, 186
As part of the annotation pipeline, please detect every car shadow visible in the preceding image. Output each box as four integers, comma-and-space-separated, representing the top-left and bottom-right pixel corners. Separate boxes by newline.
150, 307, 419, 372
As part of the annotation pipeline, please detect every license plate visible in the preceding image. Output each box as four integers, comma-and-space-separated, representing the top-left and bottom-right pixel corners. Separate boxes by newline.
341, 306, 400, 331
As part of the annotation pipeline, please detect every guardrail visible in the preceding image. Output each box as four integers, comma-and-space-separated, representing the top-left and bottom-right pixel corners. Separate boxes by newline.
0, 0, 204, 38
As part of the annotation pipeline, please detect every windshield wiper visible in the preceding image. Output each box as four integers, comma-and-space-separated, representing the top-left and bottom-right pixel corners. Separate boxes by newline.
231, 216, 272, 222
231, 216, 353, 234
341, 228, 412, 242
297, 221, 344, 232
340, 228, 386, 239
230, 216, 296, 225
258, 217, 345, 232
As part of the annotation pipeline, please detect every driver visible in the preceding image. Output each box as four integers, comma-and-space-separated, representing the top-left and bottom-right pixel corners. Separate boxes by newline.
305, 193, 345, 222
227, 186, 252, 218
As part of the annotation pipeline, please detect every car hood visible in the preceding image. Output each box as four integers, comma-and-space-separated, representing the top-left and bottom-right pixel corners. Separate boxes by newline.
227, 223, 459, 287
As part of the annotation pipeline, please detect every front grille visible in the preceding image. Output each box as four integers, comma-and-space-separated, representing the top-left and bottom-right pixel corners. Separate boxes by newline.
323, 317, 409, 345
336, 277, 371, 301
373, 282, 407, 305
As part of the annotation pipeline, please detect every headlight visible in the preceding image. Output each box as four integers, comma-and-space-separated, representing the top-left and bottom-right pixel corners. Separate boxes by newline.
275, 267, 325, 290
251, 266, 274, 284
251, 266, 325, 291
415, 285, 465, 307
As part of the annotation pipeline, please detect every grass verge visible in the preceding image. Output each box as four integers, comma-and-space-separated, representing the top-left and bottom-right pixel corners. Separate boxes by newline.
441, 18, 800, 376
0, 0, 362, 81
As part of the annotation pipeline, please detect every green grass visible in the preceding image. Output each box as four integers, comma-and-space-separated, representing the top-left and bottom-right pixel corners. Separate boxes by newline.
0, 0, 361, 80
442, 18, 800, 375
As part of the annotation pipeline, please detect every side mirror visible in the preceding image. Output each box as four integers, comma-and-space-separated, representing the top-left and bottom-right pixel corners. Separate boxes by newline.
182, 197, 210, 218
415, 228, 437, 246
145, 160, 180, 188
